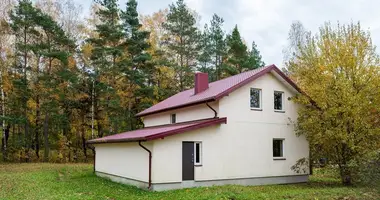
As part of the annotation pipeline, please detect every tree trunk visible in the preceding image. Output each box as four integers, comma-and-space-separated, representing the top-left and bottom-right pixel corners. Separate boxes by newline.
309, 149, 313, 175
339, 166, 352, 185
81, 114, 87, 162
35, 94, 40, 159
35, 57, 41, 160
23, 24, 29, 163
91, 80, 95, 139
43, 114, 50, 162
24, 120, 29, 162
2, 125, 10, 161
1, 63, 6, 161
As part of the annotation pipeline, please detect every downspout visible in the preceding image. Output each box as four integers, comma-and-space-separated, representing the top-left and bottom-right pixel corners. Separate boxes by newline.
206, 102, 217, 118
139, 141, 152, 190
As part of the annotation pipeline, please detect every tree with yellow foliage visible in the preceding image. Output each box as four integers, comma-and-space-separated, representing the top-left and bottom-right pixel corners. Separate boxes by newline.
286, 22, 380, 185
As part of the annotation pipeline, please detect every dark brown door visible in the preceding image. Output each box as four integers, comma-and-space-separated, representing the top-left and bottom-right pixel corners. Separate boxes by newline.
182, 142, 194, 180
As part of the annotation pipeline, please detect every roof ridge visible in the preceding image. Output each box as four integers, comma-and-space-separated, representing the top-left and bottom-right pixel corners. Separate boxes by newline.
173, 65, 273, 94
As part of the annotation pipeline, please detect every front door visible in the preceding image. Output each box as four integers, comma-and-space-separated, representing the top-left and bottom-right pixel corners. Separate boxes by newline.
182, 142, 194, 180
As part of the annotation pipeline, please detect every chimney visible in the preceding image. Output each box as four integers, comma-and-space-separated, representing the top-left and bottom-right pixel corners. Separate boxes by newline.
194, 72, 209, 94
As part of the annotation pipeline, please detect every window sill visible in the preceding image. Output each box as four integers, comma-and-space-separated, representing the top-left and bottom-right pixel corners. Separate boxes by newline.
273, 157, 286, 160
194, 164, 202, 167
251, 108, 263, 111
274, 110, 285, 113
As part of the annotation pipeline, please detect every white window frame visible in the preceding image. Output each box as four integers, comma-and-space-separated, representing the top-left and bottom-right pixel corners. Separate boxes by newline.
194, 142, 202, 166
250, 88, 262, 110
170, 113, 176, 124
274, 91, 285, 112
273, 138, 285, 160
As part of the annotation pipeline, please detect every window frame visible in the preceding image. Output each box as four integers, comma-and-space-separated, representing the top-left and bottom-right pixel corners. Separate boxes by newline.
170, 113, 176, 124
273, 138, 285, 160
194, 142, 202, 166
274, 91, 285, 112
250, 88, 262, 111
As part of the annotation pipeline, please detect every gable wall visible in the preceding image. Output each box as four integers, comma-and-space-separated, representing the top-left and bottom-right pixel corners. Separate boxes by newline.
150, 72, 309, 183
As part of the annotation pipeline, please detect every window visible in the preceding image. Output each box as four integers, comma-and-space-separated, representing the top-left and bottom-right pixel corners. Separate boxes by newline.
171, 114, 176, 124
250, 88, 262, 110
274, 91, 284, 111
194, 142, 202, 165
273, 139, 284, 158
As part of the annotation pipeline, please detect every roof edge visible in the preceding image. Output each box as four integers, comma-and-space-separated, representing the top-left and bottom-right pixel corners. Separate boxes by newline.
136, 98, 216, 117
87, 117, 227, 145
145, 117, 227, 141
214, 64, 276, 100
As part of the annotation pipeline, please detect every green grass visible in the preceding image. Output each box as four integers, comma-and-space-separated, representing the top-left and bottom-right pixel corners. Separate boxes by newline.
0, 163, 379, 200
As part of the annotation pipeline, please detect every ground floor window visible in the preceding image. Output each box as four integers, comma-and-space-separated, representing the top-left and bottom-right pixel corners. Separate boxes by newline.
194, 142, 202, 165
273, 139, 284, 158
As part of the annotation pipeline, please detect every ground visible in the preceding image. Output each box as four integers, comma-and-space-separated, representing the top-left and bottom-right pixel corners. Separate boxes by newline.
0, 163, 379, 200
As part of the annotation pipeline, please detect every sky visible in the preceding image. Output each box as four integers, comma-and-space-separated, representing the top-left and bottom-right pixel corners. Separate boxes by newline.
73, 0, 380, 68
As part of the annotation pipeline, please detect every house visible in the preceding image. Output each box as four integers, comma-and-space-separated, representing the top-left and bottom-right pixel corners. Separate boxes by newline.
87, 64, 309, 191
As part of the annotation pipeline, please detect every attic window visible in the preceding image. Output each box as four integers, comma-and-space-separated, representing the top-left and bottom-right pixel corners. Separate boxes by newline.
250, 88, 262, 110
171, 114, 176, 124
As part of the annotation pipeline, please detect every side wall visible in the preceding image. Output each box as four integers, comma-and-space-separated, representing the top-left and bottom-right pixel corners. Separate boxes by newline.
94, 142, 152, 183
151, 72, 309, 184
143, 102, 219, 127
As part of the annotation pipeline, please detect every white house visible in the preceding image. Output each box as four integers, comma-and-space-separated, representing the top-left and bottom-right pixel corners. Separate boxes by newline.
87, 64, 309, 191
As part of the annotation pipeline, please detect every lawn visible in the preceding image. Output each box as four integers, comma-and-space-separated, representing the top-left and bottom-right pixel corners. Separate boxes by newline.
0, 163, 379, 200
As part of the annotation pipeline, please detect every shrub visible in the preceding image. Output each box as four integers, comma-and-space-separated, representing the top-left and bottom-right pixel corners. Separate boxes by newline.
351, 150, 380, 186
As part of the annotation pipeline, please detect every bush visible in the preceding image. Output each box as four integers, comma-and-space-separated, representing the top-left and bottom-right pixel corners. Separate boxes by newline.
351, 150, 380, 186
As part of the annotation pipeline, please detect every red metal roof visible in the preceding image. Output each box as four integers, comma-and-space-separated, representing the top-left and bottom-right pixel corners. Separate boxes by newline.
87, 117, 227, 144
137, 64, 301, 117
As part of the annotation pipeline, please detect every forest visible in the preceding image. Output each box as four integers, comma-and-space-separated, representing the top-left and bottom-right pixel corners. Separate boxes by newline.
0, 0, 266, 162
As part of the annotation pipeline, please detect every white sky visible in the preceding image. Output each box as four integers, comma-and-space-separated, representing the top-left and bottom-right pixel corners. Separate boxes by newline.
74, 0, 380, 68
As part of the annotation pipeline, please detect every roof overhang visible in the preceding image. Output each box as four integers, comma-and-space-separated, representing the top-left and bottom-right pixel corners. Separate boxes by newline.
135, 98, 216, 117
87, 117, 227, 144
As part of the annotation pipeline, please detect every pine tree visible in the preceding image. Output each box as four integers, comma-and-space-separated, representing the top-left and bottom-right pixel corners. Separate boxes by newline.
88, 0, 124, 137
225, 25, 249, 75
119, 0, 151, 131
38, 11, 76, 161
209, 14, 226, 81
247, 41, 265, 69
197, 24, 213, 78
163, 0, 199, 91
9, 0, 41, 161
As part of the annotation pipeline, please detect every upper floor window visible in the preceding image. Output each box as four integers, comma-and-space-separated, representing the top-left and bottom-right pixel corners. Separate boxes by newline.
250, 88, 262, 110
274, 91, 284, 112
171, 114, 176, 124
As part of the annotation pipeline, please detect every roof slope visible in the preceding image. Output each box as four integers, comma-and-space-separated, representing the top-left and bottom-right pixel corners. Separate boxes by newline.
137, 64, 301, 117
87, 117, 227, 144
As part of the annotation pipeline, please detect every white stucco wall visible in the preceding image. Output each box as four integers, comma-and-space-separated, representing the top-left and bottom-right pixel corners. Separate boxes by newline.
143, 102, 219, 127
94, 71, 309, 186
151, 72, 309, 183
94, 142, 152, 182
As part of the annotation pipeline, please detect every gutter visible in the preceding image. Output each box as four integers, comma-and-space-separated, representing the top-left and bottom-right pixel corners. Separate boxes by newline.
138, 141, 152, 190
